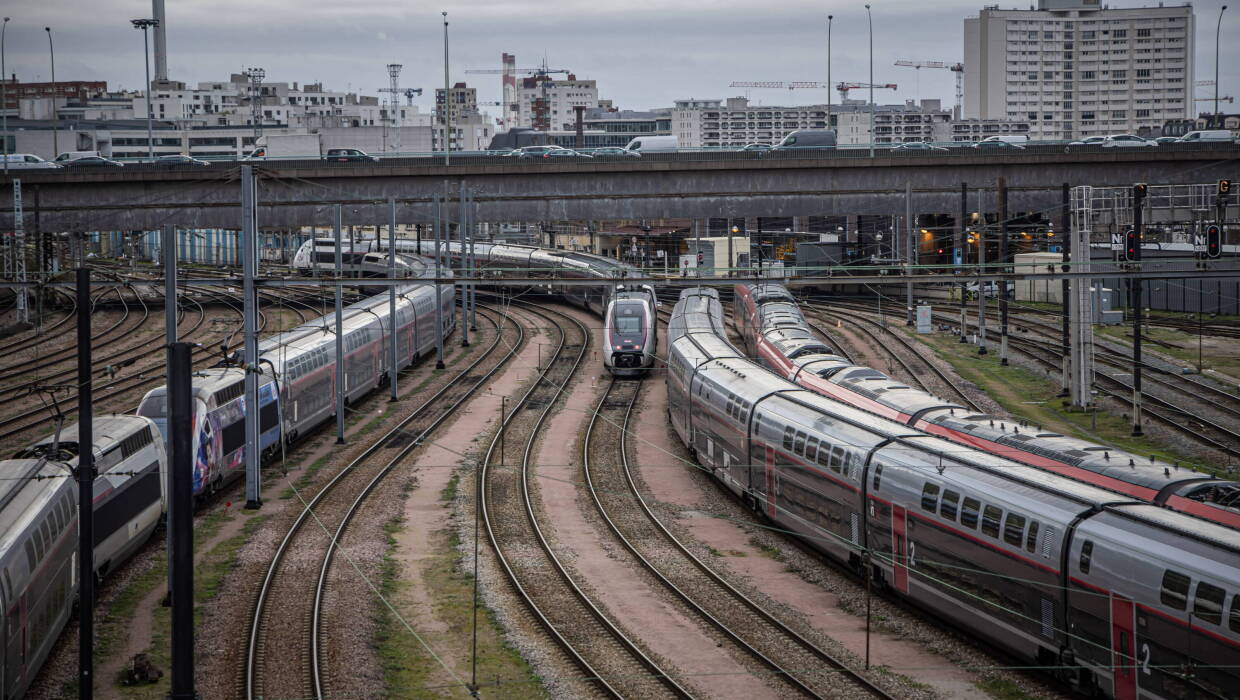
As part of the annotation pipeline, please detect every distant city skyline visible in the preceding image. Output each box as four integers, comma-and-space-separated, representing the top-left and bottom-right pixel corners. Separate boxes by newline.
2, 1, 1235, 118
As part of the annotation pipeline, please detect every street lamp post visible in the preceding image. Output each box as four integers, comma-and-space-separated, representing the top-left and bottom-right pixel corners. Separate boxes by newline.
826, 14, 833, 132
442, 11, 451, 166
865, 5, 874, 158
131, 18, 158, 161
44, 27, 57, 158
2, 17, 10, 175
1216, 5, 1228, 120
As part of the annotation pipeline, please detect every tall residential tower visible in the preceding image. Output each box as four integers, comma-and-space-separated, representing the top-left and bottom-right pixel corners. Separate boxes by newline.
964, 0, 1194, 140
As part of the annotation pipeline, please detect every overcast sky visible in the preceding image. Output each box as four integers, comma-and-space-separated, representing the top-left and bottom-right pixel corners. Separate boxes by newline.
3, 1, 1236, 118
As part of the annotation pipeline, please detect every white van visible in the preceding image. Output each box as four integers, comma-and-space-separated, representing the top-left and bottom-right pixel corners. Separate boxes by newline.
54, 150, 102, 163
1177, 130, 1234, 143
1, 154, 60, 170
624, 135, 678, 153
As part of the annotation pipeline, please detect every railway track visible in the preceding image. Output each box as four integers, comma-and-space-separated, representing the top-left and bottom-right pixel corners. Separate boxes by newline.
480, 303, 692, 698
245, 306, 523, 700
825, 296, 1240, 460
584, 376, 897, 698
802, 303, 982, 413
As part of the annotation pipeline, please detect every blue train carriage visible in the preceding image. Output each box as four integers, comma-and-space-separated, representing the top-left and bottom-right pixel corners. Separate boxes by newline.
1, 415, 167, 698
138, 368, 279, 499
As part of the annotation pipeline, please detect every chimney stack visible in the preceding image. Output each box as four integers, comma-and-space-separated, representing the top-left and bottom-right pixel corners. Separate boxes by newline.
153, 0, 168, 82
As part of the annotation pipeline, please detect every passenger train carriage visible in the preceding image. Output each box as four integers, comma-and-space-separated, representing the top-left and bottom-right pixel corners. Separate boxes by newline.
669, 287, 1240, 699
1, 416, 166, 699
603, 285, 658, 375
733, 282, 1240, 530
139, 255, 455, 500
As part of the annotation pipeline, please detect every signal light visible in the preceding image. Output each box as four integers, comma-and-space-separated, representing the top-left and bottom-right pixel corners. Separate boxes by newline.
1220, 179, 1232, 195
937, 248, 944, 255
1206, 224, 1222, 259
1133, 183, 1148, 200
1123, 229, 1139, 262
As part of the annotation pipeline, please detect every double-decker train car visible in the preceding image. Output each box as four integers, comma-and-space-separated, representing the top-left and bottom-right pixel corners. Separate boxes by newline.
1, 416, 166, 698
139, 256, 454, 499
603, 285, 658, 375
669, 287, 1240, 699
733, 282, 1240, 530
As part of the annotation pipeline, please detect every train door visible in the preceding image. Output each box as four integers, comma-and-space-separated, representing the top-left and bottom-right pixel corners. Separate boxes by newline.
1109, 595, 1137, 700
765, 447, 777, 518
891, 505, 909, 593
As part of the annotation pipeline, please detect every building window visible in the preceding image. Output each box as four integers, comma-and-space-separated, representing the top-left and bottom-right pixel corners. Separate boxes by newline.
1136, 109, 1150, 118
1136, 69, 1151, 78
1136, 28, 1151, 38
1113, 29, 1127, 39
1082, 71, 1096, 80
1112, 111, 1126, 119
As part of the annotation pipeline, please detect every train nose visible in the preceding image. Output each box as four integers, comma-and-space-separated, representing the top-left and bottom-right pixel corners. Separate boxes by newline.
612, 352, 641, 368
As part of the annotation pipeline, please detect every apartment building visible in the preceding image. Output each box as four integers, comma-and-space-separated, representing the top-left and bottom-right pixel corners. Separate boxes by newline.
964, 0, 1194, 140
514, 75, 600, 131
672, 97, 831, 148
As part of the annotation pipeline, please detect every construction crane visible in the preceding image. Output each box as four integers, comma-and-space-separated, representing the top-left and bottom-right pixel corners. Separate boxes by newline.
465, 65, 568, 77
1194, 95, 1234, 103
403, 88, 423, 105
894, 59, 965, 113
835, 82, 897, 102
729, 81, 831, 91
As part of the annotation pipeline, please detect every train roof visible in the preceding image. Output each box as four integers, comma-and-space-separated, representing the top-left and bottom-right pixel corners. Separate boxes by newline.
1100, 503, 1240, 553
0, 459, 72, 555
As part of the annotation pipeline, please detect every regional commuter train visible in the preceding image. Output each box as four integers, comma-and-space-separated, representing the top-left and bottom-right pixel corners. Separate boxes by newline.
295, 237, 660, 374
669, 287, 1239, 699
139, 255, 455, 500
1, 416, 166, 699
733, 282, 1240, 530
603, 285, 658, 375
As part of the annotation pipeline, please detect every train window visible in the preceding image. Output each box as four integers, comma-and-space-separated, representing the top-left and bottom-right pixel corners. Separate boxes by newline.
829, 447, 842, 473
1230, 595, 1240, 633
1026, 521, 1039, 553
1193, 582, 1224, 625
1003, 513, 1026, 547
872, 464, 883, 490
939, 490, 959, 520
920, 483, 940, 512
25, 540, 37, 570
961, 498, 980, 529
783, 426, 794, 450
793, 432, 807, 456
1160, 570, 1191, 610
1076, 540, 1096, 572
981, 505, 1002, 538
805, 437, 820, 463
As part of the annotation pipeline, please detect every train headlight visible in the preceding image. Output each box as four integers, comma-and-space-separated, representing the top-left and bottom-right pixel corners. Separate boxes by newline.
615, 345, 623, 350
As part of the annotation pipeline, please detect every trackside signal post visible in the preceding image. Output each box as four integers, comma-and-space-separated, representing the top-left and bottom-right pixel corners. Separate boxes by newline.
242, 165, 262, 509
1129, 183, 1147, 437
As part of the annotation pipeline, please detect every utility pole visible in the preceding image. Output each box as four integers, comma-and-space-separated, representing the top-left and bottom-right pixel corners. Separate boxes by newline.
433, 193, 445, 369
131, 18, 159, 161
905, 181, 914, 326
958, 182, 968, 343
13, 178, 27, 323
998, 176, 1009, 365
75, 268, 95, 700
334, 204, 345, 444
167, 341, 196, 700
1068, 186, 1095, 408
866, 5, 874, 159
45, 27, 58, 158
389, 197, 398, 401
826, 15, 833, 131
241, 165, 262, 509
459, 182, 469, 347
977, 187, 987, 355
245, 67, 266, 148
1059, 183, 1071, 397
1131, 183, 1146, 436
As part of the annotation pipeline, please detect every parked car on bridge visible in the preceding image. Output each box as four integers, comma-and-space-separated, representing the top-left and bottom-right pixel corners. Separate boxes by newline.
324, 148, 379, 162
587, 147, 641, 158
971, 135, 1028, 150
1069, 134, 1156, 147
62, 156, 124, 168
1177, 129, 1235, 144
1153, 136, 1182, 145
741, 143, 772, 152
542, 148, 592, 159
511, 145, 569, 159
156, 154, 210, 167
1, 153, 60, 169
53, 150, 102, 163
769, 129, 837, 152
892, 141, 947, 152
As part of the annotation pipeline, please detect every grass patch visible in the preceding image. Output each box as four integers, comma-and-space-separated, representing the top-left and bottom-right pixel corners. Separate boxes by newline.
920, 333, 1217, 473
103, 509, 265, 698
975, 674, 1037, 700
377, 478, 544, 698
1094, 324, 1240, 381
748, 537, 784, 561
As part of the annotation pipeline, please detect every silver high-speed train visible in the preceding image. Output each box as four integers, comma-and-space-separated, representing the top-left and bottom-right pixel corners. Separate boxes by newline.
732, 282, 1240, 530
603, 285, 658, 375
1, 415, 166, 699
294, 237, 659, 373
668, 287, 1239, 700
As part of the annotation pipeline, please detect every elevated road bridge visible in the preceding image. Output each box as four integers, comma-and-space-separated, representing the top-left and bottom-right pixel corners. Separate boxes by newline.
1, 145, 1236, 231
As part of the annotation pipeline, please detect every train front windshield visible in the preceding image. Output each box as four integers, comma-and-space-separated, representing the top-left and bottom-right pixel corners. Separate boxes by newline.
612, 303, 644, 337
